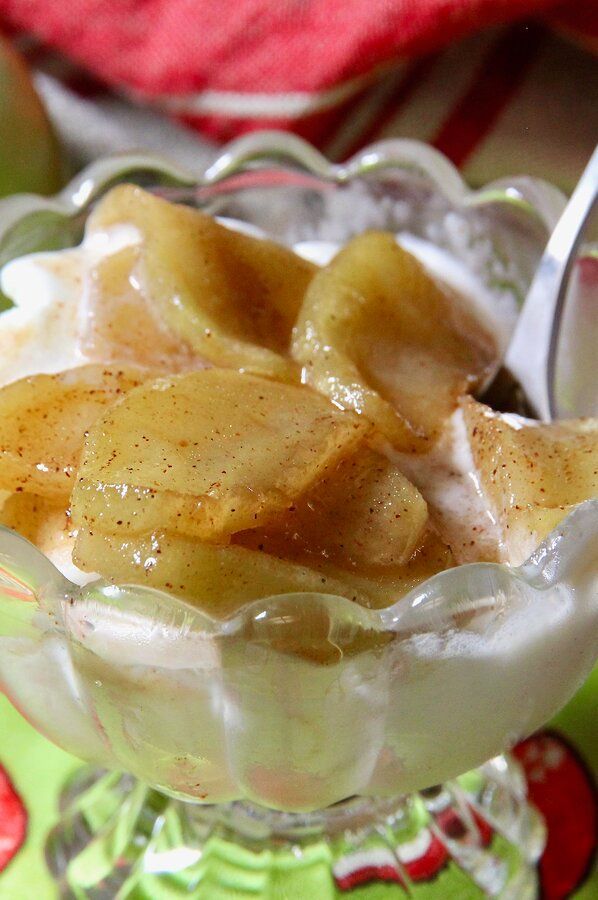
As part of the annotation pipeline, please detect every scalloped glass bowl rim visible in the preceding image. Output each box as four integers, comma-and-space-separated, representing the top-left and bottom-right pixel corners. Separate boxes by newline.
0, 131, 568, 262
55, 499, 598, 643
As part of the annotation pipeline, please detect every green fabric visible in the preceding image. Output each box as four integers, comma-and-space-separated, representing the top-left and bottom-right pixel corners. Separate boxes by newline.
551, 666, 598, 760
0, 695, 79, 899
1, 669, 596, 899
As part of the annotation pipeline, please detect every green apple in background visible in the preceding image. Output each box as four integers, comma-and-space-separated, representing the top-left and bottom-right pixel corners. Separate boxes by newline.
0, 34, 63, 197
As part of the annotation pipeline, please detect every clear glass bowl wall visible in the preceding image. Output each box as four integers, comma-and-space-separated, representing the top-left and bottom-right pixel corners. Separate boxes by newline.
0, 136, 596, 813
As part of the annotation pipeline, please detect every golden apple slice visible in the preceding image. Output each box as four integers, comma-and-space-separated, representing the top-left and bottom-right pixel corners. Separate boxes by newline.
83, 246, 201, 371
292, 232, 496, 451
73, 527, 366, 617
0, 491, 82, 580
334, 529, 455, 609
0, 492, 71, 547
74, 523, 451, 617
462, 397, 598, 564
0, 364, 157, 499
237, 525, 453, 608
71, 369, 370, 541
88, 185, 316, 379
235, 447, 428, 568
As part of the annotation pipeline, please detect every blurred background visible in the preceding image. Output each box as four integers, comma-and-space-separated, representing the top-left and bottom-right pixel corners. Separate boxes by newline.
0, 0, 596, 197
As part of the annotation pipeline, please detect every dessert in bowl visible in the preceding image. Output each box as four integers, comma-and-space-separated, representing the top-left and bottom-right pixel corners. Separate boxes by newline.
0, 137, 596, 895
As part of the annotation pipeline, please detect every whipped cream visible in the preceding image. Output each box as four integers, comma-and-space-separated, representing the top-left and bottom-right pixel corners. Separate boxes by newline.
385, 409, 504, 564
0, 224, 142, 387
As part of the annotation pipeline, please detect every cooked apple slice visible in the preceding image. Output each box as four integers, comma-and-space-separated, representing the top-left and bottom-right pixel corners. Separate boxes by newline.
88, 185, 316, 379
333, 529, 455, 609
0, 364, 157, 498
0, 491, 83, 581
237, 525, 453, 607
73, 527, 367, 617
235, 447, 428, 568
462, 397, 598, 564
74, 523, 451, 617
71, 369, 370, 541
0, 492, 71, 546
82, 246, 201, 371
292, 232, 496, 451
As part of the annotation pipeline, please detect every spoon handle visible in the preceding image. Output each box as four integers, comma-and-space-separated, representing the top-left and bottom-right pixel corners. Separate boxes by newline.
505, 145, 598, 421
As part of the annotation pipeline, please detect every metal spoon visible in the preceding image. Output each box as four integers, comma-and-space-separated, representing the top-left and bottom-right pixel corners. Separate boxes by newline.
504, 145, 598, 421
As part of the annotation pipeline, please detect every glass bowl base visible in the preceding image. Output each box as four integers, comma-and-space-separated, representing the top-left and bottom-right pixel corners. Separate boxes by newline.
45, 755, 545, 899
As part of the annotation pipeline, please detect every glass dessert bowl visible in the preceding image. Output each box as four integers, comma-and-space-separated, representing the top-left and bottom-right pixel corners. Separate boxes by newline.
0, 133, 596, 898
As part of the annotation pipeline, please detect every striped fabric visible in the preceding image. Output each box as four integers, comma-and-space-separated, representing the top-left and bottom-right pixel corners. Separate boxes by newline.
1, 2, 596, 190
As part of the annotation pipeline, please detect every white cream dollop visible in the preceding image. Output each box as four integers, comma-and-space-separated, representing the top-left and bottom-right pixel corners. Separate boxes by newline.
0, 224, 141, 387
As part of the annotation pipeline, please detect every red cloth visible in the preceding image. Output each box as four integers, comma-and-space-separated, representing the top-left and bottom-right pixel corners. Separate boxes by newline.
0, 0, 595, 147
0, 0, 570, 93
